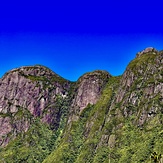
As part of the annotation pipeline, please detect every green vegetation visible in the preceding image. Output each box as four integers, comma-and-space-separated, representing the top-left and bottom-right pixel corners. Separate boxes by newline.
151, 152, 162, 163
0, 91, 71, 163
0, 51, 162, 162
0, 119, 54, 163
2, 73, 162, 163
128, 52, 157, 76
43, 77, 120, 163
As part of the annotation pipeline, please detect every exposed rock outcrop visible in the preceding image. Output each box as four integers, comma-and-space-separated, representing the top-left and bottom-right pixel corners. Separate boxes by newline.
0, 66, 111, 146
0, 65, 71, 146
72, 70, 111, 112
68, 70, 111, 123
114, 49, 163, 126
136, 47, 158, 58
0, 47, 163, 163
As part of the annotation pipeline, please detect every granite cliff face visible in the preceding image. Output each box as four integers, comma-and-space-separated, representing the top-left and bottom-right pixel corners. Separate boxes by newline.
43, 48, 163, 163
116, 48, 163, 120
0, 48, 162, 163
72, 70, 111, 112
68, 70, 111, 124
0, 66, 109, 148
0, 65, 71, 146
115, 48, 163, 126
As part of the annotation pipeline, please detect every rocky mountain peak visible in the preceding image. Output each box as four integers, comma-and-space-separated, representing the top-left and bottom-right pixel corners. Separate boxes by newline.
67, 70, 111, 124
116, 48, 162, 126
136, 47, 158, 58
2, 65, 64, 81
0, 48, 162, 163
77, 70, 111, 82
74, 70, 111, 111
0, 65, 71, 146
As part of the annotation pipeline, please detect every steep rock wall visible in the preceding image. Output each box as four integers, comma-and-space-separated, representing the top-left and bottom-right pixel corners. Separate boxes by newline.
0, 65, 71, 146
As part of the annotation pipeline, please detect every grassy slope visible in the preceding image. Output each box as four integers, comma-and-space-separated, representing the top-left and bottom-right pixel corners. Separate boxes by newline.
43, 77, 120, 163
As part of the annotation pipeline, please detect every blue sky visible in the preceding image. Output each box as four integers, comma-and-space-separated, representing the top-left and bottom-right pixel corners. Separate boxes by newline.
0, 1, 163, 81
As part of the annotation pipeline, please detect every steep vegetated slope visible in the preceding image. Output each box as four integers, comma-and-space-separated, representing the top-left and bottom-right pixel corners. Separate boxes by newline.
0, 47, 162, 163
0, 65, 73, 162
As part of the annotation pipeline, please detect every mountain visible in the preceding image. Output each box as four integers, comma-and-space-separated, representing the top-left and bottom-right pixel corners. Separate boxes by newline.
0, 47, 162, 163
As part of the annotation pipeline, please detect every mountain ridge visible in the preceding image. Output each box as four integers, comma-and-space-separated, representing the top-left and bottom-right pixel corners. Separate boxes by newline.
0, 47, 162, 163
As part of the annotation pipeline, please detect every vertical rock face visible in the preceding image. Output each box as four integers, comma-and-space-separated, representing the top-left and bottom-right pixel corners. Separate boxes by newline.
68, 70, 111, 123
0, 65, 71, 146
115, 48, 163, 126
0, 66, 111, 147
72, 70, 111, 112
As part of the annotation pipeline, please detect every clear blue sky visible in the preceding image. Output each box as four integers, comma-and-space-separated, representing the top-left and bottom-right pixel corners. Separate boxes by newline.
0, 1, 163, 81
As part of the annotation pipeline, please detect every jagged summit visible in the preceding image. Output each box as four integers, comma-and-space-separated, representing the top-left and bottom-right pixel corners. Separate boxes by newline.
77, 70, 111, 83
1, 65, 71, 90
136, 47, 158, 58
71, 70, 111, 113
2, 65, 63, 80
